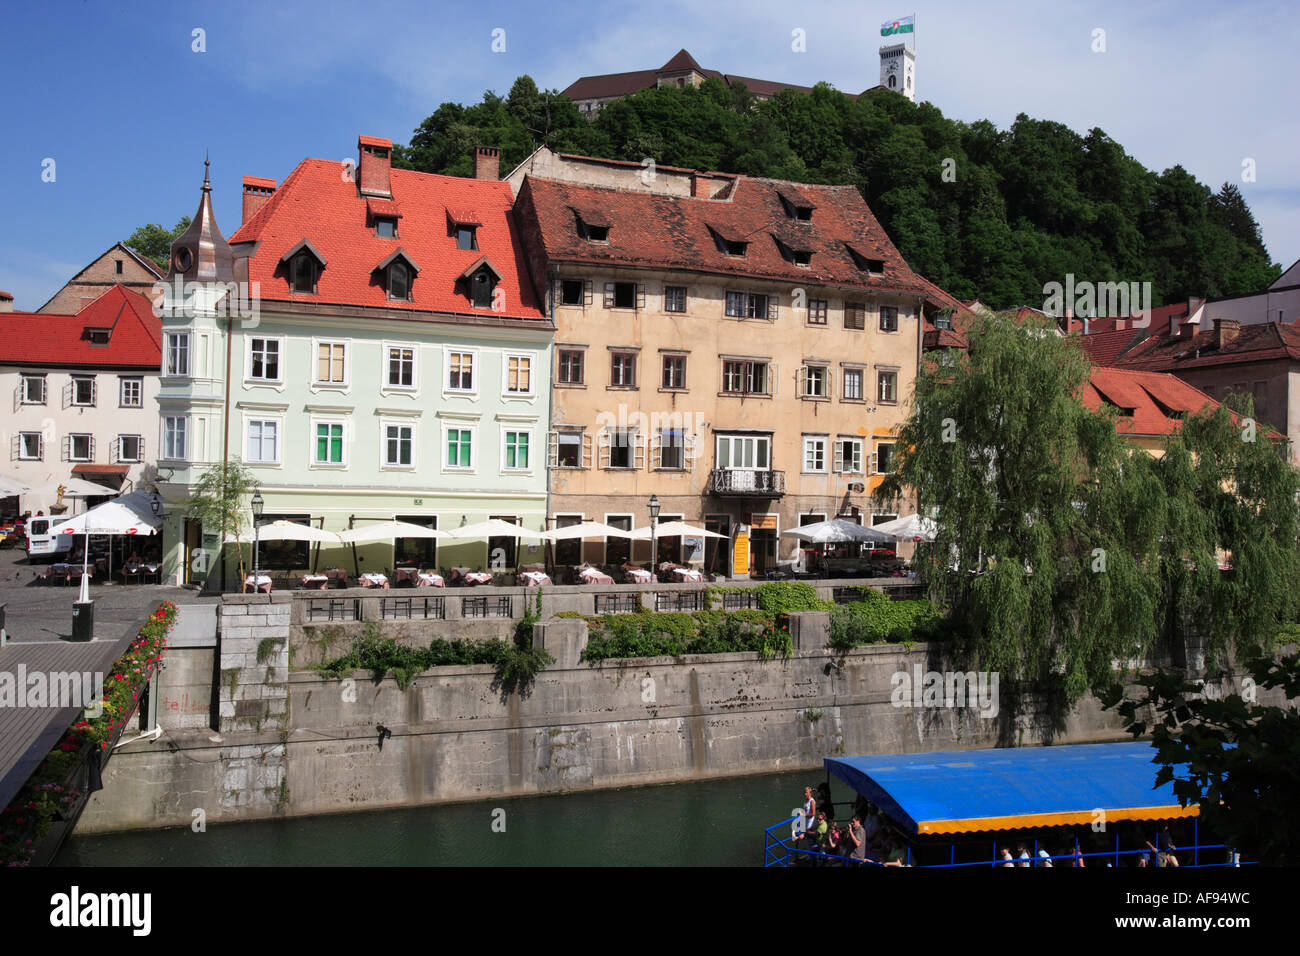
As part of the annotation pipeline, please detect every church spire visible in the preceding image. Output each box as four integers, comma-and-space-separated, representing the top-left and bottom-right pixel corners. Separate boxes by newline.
167, 156, 234, 282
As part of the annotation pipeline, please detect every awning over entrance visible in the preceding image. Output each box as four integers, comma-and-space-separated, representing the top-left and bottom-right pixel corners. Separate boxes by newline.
824, 742, 1200, 835
70, 464, 128, 491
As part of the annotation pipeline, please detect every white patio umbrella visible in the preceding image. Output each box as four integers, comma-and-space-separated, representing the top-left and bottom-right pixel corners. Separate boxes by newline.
628, 521, 727, 540
233, 520, 343, 544
449, 519, 546, 540
781, 518, 893, 544
539, 521, 636, 540
338, 520, 448, 544
0, 475, 31, 496
871, 513, 938, 542
50, 491, 163, 600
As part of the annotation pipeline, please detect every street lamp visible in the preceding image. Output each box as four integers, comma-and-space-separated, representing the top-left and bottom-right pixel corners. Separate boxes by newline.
150, 492, 162, 517
251, 489, 264, 592
648, 494, 661, 574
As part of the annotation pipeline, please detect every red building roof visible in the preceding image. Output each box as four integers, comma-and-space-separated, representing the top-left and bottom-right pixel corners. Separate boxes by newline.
0, 285, 161, 369
229, 159, 545, 322
515, 174, 938, 299
1100, 321, 1300, 373
1082, 366, 1281, 439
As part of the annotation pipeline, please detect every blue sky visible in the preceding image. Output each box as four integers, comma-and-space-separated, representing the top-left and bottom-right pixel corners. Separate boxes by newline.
1, 0, 1296, 310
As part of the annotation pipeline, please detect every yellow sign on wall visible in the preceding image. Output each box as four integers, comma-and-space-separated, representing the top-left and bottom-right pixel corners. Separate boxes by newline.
733, 530, 750, 576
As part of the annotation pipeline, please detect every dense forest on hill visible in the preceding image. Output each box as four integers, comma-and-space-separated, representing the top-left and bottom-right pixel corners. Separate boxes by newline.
394, 76, 1281, 310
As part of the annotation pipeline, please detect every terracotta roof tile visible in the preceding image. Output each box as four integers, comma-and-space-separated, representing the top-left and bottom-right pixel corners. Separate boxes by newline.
0, 285, 161, 368
229, 159, 544, 320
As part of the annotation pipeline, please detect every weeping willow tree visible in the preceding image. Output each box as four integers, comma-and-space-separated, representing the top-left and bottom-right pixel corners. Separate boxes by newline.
880, 311, 1300, 701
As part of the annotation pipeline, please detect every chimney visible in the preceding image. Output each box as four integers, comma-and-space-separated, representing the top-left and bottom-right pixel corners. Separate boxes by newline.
0, 291, 13, 313
474, 146, 500, 181
1179, 320, 1197, 338
691, 172, 712, 198
1214, 318, 1240, 349
242, 177, 276, 223
357, 135, 393, 198
1116, 317, 1127, 331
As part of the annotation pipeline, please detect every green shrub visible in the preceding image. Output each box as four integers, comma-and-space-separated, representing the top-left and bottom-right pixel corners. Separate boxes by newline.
581, 609, 792, 662
754, 581, 832, 613
828, 594, 946, 652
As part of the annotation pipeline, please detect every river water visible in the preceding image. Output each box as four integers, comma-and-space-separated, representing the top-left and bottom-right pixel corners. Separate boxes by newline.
55, 770, 817, 866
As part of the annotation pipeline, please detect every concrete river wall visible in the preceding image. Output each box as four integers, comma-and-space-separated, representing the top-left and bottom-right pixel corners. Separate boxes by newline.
76, 585, 1205, 833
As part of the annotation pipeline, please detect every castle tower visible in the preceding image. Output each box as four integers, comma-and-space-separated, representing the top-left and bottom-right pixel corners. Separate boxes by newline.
879, 43, 915, 102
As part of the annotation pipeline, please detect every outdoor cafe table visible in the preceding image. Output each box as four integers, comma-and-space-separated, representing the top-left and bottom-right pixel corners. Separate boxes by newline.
359, 573, 390, 589
669, 567, 704, 583
300, 574, 329, 589
453, 568, 493, 586
322, 568, 348, 587
244, 574, 272, 593
519, 570, 552, 587
623, 567, 653, 583
578, 567, 614, 585
415, 572, 445, 587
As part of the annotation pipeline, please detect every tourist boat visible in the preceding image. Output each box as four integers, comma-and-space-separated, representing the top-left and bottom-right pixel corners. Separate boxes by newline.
763, 741, 1246, 867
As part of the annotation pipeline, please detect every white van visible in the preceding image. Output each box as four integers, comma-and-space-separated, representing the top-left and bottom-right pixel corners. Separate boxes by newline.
25, 516, 74, 561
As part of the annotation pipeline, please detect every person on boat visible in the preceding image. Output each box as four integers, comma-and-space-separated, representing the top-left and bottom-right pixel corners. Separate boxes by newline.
1147, 824, 1179, 867
1037, 848, 1053, 867
799, 786, 817, 833
1016, 843, 1031, 867
843, 814, 868, 865
999, 847, 1015, 867
806, 810, 831, 862
882, 839, 907, 866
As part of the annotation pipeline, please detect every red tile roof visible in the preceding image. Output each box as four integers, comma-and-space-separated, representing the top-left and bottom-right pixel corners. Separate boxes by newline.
1070, 327, 1151, 366
229, 159, 545, 321
1101, 321, 1300, 373
516, 174, 938, 298
0, 285, 161, 369
1082, 366, 1282, 439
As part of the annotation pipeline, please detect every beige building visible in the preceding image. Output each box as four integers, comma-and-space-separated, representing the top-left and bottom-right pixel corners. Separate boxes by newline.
37, 242, 163, 315
514, 158, 956, 576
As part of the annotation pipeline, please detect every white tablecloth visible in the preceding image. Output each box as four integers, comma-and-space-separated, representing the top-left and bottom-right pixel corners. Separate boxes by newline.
360, 573, 389, 588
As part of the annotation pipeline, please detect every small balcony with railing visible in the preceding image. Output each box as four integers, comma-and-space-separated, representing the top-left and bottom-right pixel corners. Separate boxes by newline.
708, 468, 786, 497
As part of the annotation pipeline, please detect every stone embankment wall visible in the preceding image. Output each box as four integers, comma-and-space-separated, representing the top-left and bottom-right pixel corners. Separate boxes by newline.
77, 588, 1255, 833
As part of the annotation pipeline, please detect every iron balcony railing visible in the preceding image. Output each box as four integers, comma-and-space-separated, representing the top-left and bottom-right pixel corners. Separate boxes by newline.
709, 468, 786, 497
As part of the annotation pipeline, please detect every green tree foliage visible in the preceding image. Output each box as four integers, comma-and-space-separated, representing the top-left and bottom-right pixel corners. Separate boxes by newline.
875, 312, 1300, 700
186, 459, 257, 581
123, 217, 191, 270
398, 82, 1280, 306
1101, 651, 1300, 865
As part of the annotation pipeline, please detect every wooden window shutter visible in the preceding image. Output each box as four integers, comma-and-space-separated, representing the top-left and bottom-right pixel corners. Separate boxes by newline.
870, 451, 879, 474
583, 280, 594, 306
110, 438, 119, 464
598, 429, 611, 468
833, 441, 845, 473
61, 435, 70, 461
768, 295, 779, 321
683, 432, 696, 471
9, 435, 18, 460
62, 381, 73, 409
603, 282, 615, 309
826, 368, 834, 398
546, 430, 559, 468
89, 437, 96, 460
796, 365, 807, 396
582, 432, 594, 469
649, 431, 662, 469
636, 284, 647, 309
633, 430, 646, 470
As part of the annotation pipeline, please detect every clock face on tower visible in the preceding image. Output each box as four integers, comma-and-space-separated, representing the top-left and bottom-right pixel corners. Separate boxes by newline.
887, 61, 898, 74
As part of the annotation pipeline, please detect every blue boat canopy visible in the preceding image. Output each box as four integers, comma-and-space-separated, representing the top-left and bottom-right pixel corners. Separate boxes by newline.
824, 742, 1199, 835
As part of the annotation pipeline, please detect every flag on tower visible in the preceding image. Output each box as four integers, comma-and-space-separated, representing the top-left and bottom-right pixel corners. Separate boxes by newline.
881, 16, 915, 36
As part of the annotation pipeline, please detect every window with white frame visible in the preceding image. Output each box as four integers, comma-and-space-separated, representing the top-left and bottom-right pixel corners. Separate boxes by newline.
165, 333, 190, 376
119, 377, 143, 407
557, 350, 584, 385
610, 352, 637, 388
800, 364, 830, 399
246, 419, 280, 464
384, 423, 414, 467
387, 346, 415, 389
875, 441, 897, 474
664, 285, 687, 313
600, 427, 643, 469
116, 434, 143, 463
879, 306, 899, 332
725, 291, 772, 319
503, 430, 531, 470
20, 375, 46, 405
445, 425, 474, 469
835, 437, 863, 473
163, 416, 187, 460
548, 429, 592, 469
505, 354, 533, 395
447, 351, 474, 391
721, 360, 771, 395
803, 436, 827, 472
66, 433, 93, 462
315, 342, 347, 385
71, 376, 96, 406
314, 422, 345, 465
249, 337, 282, 382
652, 428, 693, 470
877, 369, 898, 404
18, 432, 43, 460
715, 434, 771, 470
842, 368, 864, 401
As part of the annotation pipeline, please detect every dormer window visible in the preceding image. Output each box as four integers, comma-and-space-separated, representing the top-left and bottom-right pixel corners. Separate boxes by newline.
710, 225, 748, 257
845, 244, 885, 274
292, 254, 318, 293
389, 261, 411, 300
373, 248, 421, 303
281, 239, 327, 295
572, 207, 610, 244
86, 329, 111, 346
471, 269, 493, 308
935, 314, 953, 331
456, 226, 478, 251
376, 217, 397, 238
779, 190, 815, 222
